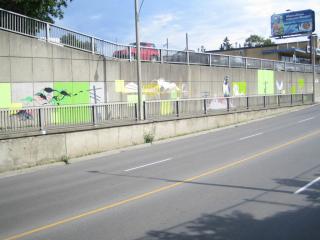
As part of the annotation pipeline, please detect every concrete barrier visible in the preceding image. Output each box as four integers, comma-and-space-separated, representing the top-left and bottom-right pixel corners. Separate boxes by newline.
0, 105, 310, 173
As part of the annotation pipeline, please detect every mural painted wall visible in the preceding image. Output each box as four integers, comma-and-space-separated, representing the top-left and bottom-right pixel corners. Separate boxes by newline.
0, 82, 105, 107
0, 82, 105, 124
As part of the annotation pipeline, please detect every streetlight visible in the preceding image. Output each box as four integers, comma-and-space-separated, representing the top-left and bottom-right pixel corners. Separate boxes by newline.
135, 0, 143, 120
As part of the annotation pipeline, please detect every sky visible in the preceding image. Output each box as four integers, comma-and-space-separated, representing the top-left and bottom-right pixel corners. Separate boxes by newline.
56, 0, 320, 51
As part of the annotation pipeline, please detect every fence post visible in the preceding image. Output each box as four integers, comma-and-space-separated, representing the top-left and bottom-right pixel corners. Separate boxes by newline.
302, 93, 304, 104
204, 99, 207, 114
46, 23, 50, 42
263, 95, 266, 108
273, 61, 275, 71
160, 49, 164, 64
246, 96, 249, 109
129, 46, 132, 61
209, 54, 212, 66
143, 102, 146, 120
186, 51, 190, 65
278, 95, 281, 106
92, 105, 96, 125
245, 58, 248, 69
228, 56, 231, 68
91, 37, 95, 54
290, 94, 293, 106
176, 101, 179, 117
284, 62, 287, 72
227, 98, 230, 111
38, 108, 45, 132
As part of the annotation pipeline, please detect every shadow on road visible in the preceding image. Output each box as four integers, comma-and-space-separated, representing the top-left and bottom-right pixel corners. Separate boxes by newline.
133, 174, 320, 240
135, 206, 320, 240
87, 167, 320, 240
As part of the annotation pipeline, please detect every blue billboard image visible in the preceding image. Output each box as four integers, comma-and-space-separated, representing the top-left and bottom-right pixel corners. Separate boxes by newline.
271, 9, 315, 37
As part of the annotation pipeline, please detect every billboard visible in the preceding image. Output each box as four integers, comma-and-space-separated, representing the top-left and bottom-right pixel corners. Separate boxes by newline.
271, 10, 315, 37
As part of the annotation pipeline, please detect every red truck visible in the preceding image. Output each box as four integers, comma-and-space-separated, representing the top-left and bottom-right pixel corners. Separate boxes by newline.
113, 42, 160, 61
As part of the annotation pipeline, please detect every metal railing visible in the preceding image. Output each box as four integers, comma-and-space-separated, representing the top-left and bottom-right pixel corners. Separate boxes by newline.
1, 8, 319, 73
0, 94, 313, 135
143, 94, 313, 120
0, 102, 137, 134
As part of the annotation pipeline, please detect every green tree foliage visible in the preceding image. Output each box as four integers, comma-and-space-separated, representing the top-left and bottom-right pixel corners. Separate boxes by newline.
244, 35, 275, 47
220, 37, 232, 50
0, 0, 72, 23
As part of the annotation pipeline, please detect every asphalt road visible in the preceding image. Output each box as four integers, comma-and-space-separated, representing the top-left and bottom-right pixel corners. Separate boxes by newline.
1, 105, 320, 240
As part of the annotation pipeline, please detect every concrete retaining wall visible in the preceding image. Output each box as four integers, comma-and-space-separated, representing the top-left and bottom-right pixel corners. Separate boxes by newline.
0, 105, 308, 172
0, 30, 319, 108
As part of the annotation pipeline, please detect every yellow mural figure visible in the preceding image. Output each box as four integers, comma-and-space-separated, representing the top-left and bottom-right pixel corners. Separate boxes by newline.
115, 80, 125, 93
160, 101, 173, 115
143, 83, 160, 96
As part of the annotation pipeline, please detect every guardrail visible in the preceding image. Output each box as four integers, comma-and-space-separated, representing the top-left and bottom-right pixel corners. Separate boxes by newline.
0, 8, 319, 73
143, 94, 313, 120
0, 94, 313, 135
0, 102, 137, 134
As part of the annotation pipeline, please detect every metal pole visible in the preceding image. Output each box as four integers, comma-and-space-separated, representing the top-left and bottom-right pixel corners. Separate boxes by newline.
46, 23, 50, 42
135, 0, 143, 120
185, 33, 189, 51
186, 33, 189, 65
311, 34, 317, 103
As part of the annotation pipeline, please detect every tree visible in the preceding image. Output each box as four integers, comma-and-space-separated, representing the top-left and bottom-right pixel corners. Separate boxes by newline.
0, 0, 72, 23
220, 37, 232, 50
244, 35, 275, 47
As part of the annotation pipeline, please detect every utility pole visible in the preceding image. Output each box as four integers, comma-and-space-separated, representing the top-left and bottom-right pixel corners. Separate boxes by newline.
135, 0, 143, 120
185, 33, 189, 51
186, 33, 189, 64
310, 34, 318, 103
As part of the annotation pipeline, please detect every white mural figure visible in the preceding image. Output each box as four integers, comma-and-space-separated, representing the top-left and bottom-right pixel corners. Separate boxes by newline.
223, 76, 230, 97
276, 80, 283, 94
125, 82, 138, 93
208, 98, 228, 110
157, 79, 177, 91
233, 84, 240, 96
157, 78, 181, 99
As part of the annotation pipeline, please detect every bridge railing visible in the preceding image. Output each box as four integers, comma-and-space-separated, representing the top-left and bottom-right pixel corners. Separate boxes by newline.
143, 93, 313, 120
1, 8, 319, 73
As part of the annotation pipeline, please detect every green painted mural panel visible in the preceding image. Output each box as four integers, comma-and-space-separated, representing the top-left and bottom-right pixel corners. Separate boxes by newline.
258, 70, 274, 95
0, 83, 11, 108
298, 79, 305, 90
53, 82, 73, 105
52, 82, 91, 124
72, 82, 90, 104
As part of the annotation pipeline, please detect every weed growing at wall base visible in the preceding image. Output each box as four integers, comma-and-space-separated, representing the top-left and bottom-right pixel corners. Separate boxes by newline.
144, 132, 154, 144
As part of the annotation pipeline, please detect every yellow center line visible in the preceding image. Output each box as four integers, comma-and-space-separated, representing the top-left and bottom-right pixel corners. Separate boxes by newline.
4, 129, 320, 240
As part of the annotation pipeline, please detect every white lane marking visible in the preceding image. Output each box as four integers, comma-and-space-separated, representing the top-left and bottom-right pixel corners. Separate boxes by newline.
294, 176, 320, 194
298, 117, 314, 123
124, 158, 172, 172
239, 132, 263, 141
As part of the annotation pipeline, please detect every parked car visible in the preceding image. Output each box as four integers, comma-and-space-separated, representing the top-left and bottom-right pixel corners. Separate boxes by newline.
113, 42, 160, 61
